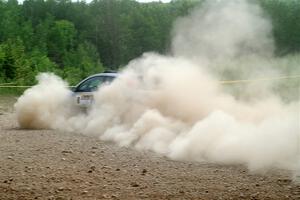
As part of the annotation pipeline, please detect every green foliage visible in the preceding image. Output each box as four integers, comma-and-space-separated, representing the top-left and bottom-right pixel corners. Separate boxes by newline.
258, 0, 300, 55
48, 20, 76, 66
63, 42, 104, 85
0, 0, 299, 89
0, 39, 23, 82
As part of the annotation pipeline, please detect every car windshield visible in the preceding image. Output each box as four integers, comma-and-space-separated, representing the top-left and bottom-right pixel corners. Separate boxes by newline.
75, 76, 114, 92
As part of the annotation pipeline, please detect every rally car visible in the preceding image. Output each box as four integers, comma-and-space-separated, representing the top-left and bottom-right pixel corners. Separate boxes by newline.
73, 71, 117, 107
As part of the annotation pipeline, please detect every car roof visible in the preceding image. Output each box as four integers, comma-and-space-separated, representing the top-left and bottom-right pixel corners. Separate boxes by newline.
74, 72, 118, 88
87, 72, 118, 79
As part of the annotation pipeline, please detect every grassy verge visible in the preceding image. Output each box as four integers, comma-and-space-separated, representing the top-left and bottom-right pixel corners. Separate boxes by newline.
0, 87, 27, 96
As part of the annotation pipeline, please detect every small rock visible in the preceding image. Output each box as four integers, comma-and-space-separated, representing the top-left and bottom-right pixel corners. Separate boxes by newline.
61, 150, 73, 154
116, 168, 120, 171
91, 146, 98, 149
61, 158, 66, 161
58, 187, 64, 191
7, 156, 13, 160
102, 165, 111, 170
142, 169, 147, 174
250, 192, 260, 198
277, 178, 291, 183
82, 190, 88, 194
47, 195, 54, 200
131, 182, 140, 187
88, 166, 96, 173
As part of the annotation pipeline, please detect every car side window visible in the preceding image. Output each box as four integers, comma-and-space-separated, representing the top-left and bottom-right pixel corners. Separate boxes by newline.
103, 76, 115, 84
75, 76, 105, 92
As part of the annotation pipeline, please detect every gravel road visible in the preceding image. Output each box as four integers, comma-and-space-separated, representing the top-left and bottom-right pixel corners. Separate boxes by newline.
0, 96, 299, 200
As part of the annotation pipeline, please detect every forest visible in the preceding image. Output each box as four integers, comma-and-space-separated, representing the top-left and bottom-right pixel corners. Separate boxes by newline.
0, 0, 299, 86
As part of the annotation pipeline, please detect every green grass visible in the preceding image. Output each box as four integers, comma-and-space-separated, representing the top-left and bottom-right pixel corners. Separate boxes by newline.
0, 88, 27, 96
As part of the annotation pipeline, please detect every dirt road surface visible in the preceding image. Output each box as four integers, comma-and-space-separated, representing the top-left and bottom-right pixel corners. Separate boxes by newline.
0, 96, 299, 200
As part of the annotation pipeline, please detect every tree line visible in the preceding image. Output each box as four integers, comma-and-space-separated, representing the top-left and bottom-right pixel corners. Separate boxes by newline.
0, 0, 299, 86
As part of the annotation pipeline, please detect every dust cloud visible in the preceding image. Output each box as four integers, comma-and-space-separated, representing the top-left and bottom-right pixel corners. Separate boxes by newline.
171, 0, 274, 64
15, 0, 299, 174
